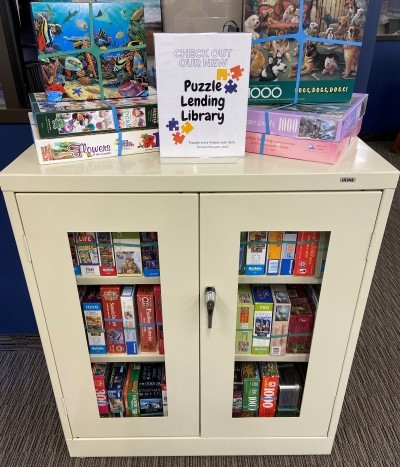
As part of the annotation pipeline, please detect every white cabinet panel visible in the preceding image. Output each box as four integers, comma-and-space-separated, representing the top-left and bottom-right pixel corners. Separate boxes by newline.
16, 193, 200, 438
200, 191, 381, 438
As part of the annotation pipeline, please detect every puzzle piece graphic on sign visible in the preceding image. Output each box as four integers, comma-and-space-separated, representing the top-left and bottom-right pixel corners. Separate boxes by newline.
224, 79, 238, 94
216, 68, 230, 80
230, 65, 245, 81
172, 132, 185, 145
181, 121, 194, 134
166, 118, 179, 131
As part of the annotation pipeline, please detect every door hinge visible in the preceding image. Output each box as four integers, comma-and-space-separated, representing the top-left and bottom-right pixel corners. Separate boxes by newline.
23, 235, 32, 263
62, 397, 68, 417
366, 233, 376, 263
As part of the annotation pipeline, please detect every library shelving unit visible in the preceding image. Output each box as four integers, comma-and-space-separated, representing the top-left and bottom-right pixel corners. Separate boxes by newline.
0, 138, 398, 457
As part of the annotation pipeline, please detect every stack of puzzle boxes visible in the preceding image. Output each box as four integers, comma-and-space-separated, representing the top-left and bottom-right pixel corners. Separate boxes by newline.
243, 0, 373, 164
28, 1, 160, 165
245, 93, 368, 164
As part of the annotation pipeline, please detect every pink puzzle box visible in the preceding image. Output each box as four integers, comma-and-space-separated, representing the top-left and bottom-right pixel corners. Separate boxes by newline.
245, 125, 359, 165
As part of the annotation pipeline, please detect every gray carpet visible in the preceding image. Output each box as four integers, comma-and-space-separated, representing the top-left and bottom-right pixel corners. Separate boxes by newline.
0, 140, 399, 467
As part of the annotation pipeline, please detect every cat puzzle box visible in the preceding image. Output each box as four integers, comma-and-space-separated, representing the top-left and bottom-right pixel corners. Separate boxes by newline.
244, 0, 371, 104
29, 112, 159, 165
30, 94, 158, 138
30, 2, 148, 100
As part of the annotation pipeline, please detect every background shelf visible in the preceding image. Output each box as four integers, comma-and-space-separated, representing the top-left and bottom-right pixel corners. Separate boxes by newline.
235, 354, 310, 363
76, 276, 161, 286
90, 353, 165, 363
238, 276, 322, 285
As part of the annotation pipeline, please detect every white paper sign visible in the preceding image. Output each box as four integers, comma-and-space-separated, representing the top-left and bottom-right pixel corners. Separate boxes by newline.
154, 33, 251, 158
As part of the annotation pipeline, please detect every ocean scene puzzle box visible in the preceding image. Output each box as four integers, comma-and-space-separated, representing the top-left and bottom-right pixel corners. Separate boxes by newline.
244, 0, 371, 104
30, 2, 148, 99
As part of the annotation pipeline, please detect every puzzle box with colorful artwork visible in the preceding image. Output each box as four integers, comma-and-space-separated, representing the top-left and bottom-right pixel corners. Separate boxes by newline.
154, 33, 251, 158
30, 2, 148, 100
29, 112, 159, 165
30, 94, 158, 138
244, 0, 371, 104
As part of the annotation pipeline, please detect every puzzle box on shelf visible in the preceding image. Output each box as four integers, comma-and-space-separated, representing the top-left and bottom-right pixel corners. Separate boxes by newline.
247, 93, 368, 141
30, 94, 158, 139
29, 113, 159, 165
30, 2, 148, 100
154, 32, 251, 158
244, 0, 371, 104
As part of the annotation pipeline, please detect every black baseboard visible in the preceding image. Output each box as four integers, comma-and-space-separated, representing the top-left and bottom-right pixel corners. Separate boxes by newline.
0, 334, 41, 350
359, 132, 397, 142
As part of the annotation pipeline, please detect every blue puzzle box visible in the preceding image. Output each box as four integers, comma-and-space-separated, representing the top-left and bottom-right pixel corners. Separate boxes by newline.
31, 2, 148, 100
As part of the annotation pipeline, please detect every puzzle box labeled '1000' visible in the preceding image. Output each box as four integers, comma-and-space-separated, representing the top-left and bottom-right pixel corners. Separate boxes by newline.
247, 93, 368, 141
244, 0, 371, 104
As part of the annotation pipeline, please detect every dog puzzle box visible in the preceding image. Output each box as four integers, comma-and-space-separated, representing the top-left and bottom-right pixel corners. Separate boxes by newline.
247, 93, 368, 141
30, 2, 148, 100
29, 113, 159, 165
30, 95, 158, 139
244, 0, 371, 104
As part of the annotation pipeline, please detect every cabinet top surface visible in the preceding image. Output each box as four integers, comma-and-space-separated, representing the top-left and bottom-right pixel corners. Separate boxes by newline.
0, 138, 398, 193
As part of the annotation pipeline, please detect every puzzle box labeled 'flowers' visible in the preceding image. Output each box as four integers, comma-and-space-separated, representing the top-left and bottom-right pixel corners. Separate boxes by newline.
154, 33, 251, 158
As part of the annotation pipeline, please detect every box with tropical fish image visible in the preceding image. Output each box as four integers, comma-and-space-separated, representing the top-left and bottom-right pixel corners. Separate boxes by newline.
244, 0, 371, 104
30, 2, 148, 100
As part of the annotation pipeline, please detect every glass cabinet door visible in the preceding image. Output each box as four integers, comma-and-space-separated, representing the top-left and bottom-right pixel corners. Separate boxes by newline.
16, 193, 199, 438
200, 191, 381, 438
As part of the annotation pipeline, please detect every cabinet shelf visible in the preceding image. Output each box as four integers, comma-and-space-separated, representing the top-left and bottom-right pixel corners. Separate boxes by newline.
235, 354, 310, 363
76, 276, 161, 286
238, 276, 322, 285
90, 352, 165, 363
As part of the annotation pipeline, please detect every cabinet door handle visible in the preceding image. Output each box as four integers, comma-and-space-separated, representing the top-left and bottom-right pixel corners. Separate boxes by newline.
204, 286, 216, 329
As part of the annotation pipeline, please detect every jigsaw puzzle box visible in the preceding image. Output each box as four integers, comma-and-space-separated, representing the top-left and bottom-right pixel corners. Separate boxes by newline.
245, 130, 352, 164
247, 93, 368, 141
154, 32, 251, 158
30, 94, 158, 138
30, 2, 149, 100
29, 112, 159, 165
244, 0, 371, 104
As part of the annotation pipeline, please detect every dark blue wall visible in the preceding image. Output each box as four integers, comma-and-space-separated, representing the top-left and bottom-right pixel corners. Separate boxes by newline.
0, 124, 37, 333
362, 39, 400, 134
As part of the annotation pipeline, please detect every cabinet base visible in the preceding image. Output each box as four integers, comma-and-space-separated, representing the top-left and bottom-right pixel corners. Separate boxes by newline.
67, 436, 335, 457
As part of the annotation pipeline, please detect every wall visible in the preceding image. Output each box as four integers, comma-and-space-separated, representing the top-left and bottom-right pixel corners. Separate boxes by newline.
0, 124, 37, 333
361, 39, 400, 134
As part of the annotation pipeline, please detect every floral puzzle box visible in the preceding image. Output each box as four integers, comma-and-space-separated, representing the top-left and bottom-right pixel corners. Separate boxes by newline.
246, 93, 367, 141
29, 93, 158, 138
244, 0, 371, 104
30, 1, 148, 100
29, 112, 159, 165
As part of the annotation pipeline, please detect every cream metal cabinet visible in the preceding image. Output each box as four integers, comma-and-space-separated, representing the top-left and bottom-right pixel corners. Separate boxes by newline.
0, 139, 398, 457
